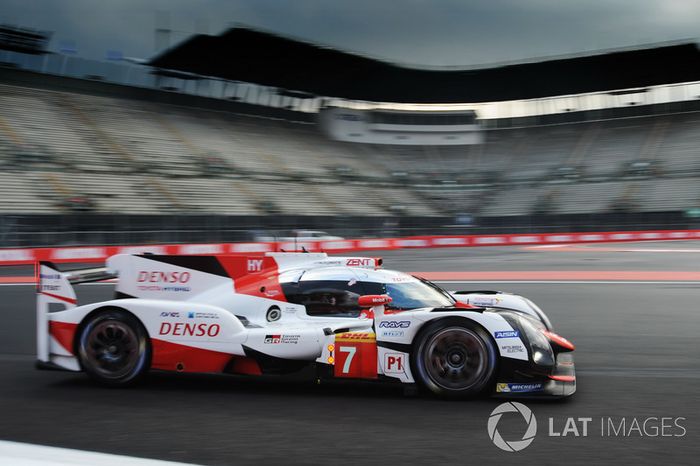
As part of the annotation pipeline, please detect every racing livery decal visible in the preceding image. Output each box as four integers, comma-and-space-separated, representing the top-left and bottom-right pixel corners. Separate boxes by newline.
334, 332, 378, 379
36, 253, 575, 399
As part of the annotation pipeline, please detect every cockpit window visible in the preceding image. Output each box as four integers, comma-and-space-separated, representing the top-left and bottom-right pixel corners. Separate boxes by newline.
361, 280, 454, 311
281, 280, 364, 317
281, 276, 455, 316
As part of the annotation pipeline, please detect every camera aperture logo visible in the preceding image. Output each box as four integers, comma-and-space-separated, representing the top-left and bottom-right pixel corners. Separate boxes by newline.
487, 402, 688, 452
487, 402, 537, 452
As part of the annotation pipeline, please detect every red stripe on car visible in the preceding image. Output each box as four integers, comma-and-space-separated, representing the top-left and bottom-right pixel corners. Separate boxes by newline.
150, 338, 234, 373
49, 321, 78, 354
41, 292, 77, 305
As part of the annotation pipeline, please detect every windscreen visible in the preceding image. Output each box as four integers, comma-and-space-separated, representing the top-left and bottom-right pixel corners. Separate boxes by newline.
363, 279, 454, 311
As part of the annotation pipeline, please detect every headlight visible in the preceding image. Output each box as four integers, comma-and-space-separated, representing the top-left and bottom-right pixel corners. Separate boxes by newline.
520, 318, 555, 367
500, 312, 555, 368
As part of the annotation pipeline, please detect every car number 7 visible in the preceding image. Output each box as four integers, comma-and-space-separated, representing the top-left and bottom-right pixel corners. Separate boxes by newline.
338, 346, 356, 374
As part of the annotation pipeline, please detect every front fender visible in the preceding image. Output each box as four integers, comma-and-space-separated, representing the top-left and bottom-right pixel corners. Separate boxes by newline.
377, 309, 530, 363
450, 291, 553, 330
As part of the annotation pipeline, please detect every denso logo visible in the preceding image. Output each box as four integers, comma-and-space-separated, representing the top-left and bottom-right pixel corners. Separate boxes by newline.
137, 271, 191, 283
346, 258, 373, 266
378, 321, 410, 329
159, 322, 220, 337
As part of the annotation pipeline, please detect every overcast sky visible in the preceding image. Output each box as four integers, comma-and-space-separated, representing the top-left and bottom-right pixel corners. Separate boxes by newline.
3, 0, 700, 67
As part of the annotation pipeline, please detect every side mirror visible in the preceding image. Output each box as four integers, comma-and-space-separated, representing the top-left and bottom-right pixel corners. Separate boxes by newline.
358, 295, 392, 308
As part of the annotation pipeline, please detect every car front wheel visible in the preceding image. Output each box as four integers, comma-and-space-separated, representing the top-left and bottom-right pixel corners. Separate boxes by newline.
411, 318, 497, 398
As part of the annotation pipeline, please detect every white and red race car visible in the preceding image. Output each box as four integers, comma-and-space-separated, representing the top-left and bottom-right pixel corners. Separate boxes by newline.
36, 252, 575, 398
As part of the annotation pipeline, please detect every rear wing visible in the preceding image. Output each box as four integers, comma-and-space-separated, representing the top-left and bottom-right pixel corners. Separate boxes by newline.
35, 261, 115, 363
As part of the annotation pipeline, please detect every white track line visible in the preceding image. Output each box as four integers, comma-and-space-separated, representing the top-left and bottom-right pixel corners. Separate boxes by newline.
0, 440, 203, 466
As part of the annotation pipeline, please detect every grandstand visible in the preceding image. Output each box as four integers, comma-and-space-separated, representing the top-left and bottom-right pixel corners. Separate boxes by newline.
1, 81, 699, 220
0, 83, 438, 216
1, 27, 700, 246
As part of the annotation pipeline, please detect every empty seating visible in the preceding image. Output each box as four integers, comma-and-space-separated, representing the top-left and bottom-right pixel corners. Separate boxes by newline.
1, 81, 699, 217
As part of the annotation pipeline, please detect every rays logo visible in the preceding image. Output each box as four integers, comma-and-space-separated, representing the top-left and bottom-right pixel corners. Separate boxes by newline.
487, 402, 537, 452
378, 321, 410, 329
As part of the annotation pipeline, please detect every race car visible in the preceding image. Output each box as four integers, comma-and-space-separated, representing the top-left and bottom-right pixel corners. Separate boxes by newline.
36, 252, 575, 398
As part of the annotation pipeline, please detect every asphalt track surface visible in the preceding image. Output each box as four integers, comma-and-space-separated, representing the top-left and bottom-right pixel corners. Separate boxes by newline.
1, 241, 699, 465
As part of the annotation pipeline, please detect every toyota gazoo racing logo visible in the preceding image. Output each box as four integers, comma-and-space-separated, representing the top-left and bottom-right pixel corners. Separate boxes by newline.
487, 402, 537, 452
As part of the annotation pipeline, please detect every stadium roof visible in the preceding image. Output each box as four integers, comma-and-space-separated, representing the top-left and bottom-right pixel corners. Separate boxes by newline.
0, 25, 51, 55
149, 28, 700, 104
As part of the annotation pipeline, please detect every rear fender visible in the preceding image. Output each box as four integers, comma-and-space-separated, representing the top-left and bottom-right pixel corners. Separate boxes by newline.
47, 299, 248, 372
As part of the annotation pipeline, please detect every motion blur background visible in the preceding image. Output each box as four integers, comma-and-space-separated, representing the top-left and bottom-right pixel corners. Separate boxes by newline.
1, 1, 700, 247
2, 3, 700, 465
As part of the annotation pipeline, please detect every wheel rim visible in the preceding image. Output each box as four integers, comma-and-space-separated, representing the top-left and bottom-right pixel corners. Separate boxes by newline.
422, 327, 490, 391
83, 320, 140, 379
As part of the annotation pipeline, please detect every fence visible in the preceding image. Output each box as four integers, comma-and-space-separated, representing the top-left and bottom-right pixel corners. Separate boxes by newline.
2, 228, 699, 266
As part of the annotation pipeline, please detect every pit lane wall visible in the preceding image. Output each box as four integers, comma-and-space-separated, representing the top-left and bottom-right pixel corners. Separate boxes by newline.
1, 229, 699, 266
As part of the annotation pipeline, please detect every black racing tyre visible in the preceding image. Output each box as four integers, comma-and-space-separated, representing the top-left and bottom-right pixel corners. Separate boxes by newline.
411, 318, 497, 398
77, 308, 150, 386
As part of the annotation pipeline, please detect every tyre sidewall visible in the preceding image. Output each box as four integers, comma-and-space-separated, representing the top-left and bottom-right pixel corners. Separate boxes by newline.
411, 317, 498, 398
78, 309, 151, 386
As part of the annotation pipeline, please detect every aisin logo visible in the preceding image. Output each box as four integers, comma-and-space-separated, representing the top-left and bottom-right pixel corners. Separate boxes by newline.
487, 402, 537, 452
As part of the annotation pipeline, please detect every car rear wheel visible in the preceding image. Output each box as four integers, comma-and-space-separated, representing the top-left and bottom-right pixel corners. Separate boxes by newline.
412, 318, 497, 398
77, 309, 150, 386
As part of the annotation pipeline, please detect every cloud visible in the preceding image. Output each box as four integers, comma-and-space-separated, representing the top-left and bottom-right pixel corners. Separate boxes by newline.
2, 0, 698, 66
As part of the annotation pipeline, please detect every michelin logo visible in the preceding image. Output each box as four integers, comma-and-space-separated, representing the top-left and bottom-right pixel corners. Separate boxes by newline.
494, 330, 520, 339
496, 383, 544, 393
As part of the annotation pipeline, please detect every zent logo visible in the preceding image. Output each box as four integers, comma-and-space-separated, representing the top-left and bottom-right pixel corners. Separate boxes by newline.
378, 321, 410, 329
159, 322, 220, 337
137, 271, 190, 283
487, 402, 537, 452
247, 259, 263, 272
346, 258, 372, 266
383, 353, 405, 374
494, 330, 520, 339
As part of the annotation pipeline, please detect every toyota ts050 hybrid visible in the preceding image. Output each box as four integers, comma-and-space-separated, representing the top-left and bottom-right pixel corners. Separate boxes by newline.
36, 252, 575, 398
